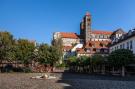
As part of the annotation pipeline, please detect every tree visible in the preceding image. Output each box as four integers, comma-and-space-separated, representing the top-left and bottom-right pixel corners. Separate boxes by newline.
16, 39, 35, 66
38, 44, 50, 65
37, 44, 60, 72
91, 54, 104, 73
52, 38, 63, 64
49, 45, 60, 66
79, 56, 90, 73
108, 49, 135, 76
80, 56, 90, 66
68, 56, 77, 66
0, 31, 15, 63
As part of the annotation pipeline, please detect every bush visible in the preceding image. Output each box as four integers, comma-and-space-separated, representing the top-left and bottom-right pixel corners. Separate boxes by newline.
23, 67, 32, 73
56, 62, 68, 68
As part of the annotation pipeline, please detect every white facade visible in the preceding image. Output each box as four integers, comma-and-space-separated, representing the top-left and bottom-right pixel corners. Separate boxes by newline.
62, 38, 80, 46
110, 36, 135, 54
53, 32, 61, 40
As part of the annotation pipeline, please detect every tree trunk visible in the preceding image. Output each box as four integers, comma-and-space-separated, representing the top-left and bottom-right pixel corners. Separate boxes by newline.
122, 66, 125, 77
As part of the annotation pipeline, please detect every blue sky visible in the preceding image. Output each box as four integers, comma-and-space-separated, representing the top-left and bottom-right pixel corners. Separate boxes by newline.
0, 0, 135, 44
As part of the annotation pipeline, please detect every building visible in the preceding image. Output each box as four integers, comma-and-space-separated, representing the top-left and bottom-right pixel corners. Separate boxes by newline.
53, 12, 114, 60
109, 29, 135, 54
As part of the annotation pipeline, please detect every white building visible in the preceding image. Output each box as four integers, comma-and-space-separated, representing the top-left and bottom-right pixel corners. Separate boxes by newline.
109, 29, 135, 54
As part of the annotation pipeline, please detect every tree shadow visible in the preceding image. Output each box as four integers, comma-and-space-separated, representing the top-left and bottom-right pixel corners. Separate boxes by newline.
56, 70, 135, 89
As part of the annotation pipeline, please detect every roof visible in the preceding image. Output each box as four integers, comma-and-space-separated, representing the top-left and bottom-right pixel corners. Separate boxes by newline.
60, 32, 79, 39
63, 46, 72, 51
85, 41, 111, 48
111, 28, 125, 36
110, 30, 135, 46
77, 49, 86, 54
59, 30, 112, 39
85, 12, 91, 16
92, 30, 113, 35
76, 41, 110, 54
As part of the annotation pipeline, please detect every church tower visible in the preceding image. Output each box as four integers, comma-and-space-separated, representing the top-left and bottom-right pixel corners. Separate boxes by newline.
80, 12, 92, 43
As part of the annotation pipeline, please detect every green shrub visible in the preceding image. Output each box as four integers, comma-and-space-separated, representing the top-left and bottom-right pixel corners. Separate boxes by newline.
23, 67, 32, 73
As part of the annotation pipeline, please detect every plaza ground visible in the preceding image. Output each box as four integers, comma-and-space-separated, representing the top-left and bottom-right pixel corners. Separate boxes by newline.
0, 73, 135, 89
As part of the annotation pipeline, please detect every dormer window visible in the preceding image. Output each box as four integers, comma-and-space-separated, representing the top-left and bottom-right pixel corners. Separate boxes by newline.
115, 38, 118, 42
89, 43, 92, 47
100, 43, 103, 47
128, 30, 132, 36
121, 35, 124, 39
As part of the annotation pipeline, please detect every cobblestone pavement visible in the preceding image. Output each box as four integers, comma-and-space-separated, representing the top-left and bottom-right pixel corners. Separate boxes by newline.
1, 73, 135, 89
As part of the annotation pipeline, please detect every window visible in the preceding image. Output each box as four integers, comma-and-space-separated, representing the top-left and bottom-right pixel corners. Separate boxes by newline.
96, 35, 99, 39
115, 47, 117, 50
104, 49, 108, 53
127, 42, 129, 49
123, 44, 125, 49
89, 43, 92, 47
112, 48, 114, 51
86, 48, 91, 52
120, 45, 122, 49
130, 40, 133, 49
117, 46, 119, 49
87, 18, 90, 21
100, 43, 103, 47
93, 48, 96, 52
100, 35, 103, 39
96, 49, 100, 53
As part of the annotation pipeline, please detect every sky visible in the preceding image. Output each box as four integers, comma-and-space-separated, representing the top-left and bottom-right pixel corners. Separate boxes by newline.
0, 0, 135, 44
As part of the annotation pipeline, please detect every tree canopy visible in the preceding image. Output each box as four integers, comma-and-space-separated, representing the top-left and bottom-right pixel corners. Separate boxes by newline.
0, 31, 15, 62
108, 49, 135, 67
0, 31, 61, 67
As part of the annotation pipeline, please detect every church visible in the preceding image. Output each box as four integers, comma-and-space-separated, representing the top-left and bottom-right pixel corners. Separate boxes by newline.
53, 12, 135, 60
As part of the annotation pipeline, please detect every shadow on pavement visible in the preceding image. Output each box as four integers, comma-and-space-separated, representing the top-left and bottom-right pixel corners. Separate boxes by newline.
56, 71, 135, 89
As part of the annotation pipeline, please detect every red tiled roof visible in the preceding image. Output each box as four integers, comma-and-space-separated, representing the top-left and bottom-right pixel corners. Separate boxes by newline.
85, 41, 111, 48
63, 46, 72, 51
77, 49, 86, 54
60, 32, 79, 39
77, 41, 110, 54
92, 30, 113, 35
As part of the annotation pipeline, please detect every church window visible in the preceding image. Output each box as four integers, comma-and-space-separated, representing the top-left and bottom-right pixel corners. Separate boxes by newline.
87, 18, 90, 21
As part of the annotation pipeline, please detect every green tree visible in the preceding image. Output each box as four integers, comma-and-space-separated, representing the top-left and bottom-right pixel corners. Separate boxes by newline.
79, 56, 90, 73
0, 31, 15, 63
38, 44, 50, 65
49, 45, 60, 66
91, 54, 104, 73
52, 38, 63, 64
91, 54, 104, 65
108, 49, 135, 76
68, 56, 77, 66
16, 39, 35, 65
80, 56, 90, 66
37, 44, 60, 72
